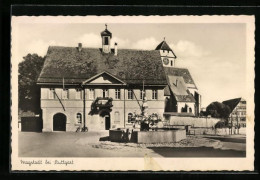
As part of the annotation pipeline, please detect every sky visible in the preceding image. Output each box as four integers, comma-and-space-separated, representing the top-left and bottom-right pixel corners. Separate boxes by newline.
12, 21, 247, 107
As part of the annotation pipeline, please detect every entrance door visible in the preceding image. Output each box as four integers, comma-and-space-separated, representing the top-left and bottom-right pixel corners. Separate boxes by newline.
105, 115, 110, 130
53, 113, 66, 131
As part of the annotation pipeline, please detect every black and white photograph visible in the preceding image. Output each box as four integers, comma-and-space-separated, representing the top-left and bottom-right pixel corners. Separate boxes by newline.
11, 16, 255, 171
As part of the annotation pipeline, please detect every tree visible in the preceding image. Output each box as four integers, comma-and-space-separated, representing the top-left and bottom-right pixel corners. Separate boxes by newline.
206, 101, 231, 119
19, 54, 45, 114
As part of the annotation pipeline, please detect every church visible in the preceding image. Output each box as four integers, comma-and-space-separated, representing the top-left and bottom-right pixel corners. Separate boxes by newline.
37, 25, 201, 132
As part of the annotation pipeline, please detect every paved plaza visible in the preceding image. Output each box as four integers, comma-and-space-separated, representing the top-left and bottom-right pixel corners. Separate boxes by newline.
18, 131, 246, 157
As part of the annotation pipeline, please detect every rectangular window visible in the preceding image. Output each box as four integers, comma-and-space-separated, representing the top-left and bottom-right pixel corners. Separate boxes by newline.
115, 89, 121, 99
114, 112, 120, 124
62, 89, 69, 99
75, 89, 82, 99
49, 88, 55, 99
152, 89, 158, 100
103, 89, 109, 98
140, 89, 145, 100
128, 89, 133, 100
171, 60, 173, 66
89, 89, 95, 99
104, 37, 109, 45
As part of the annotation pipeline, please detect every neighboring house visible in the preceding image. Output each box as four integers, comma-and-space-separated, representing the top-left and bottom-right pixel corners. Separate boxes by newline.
37, 25, 201, 132
222, 98, 246, 127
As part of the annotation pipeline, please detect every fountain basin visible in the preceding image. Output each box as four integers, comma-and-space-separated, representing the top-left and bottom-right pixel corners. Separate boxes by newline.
109, 128, 186, 143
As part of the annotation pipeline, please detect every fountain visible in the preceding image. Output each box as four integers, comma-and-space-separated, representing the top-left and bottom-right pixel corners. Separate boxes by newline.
109, 91, 186, 143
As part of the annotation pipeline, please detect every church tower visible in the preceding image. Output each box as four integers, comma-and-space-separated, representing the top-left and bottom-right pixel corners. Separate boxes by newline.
155, 38, 177, 67
101, 24, 112, 53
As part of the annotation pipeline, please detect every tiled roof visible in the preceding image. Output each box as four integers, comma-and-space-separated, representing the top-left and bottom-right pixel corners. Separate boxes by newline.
175, 94, 196, 102
164, 67, 197, 88
37, 46, 167, 85
166, 75, 195, 102
167, 76, 188, 95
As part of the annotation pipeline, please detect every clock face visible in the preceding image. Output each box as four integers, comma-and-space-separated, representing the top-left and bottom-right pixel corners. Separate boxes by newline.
163, 58, 169, 65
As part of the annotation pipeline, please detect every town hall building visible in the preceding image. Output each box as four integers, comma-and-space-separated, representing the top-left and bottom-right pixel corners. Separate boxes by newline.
37, 25, 201, 132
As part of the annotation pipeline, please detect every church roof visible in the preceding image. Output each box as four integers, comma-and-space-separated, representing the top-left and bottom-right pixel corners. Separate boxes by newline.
164, 67, 197, 89
37, 46, 167, 85
165, 75, 196, 102
101, 29, 112, 38
167, 76, 188, 95
155, 41, 176, 58
222, 97, 242, 112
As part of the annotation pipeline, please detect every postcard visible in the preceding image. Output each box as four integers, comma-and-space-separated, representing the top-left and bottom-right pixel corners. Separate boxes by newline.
11, 15, 255, 171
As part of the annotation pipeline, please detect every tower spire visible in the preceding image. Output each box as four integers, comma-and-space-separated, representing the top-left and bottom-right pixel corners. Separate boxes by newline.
105, 24, 107, 30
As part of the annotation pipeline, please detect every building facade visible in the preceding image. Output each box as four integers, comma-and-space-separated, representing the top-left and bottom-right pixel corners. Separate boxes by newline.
37, 25, 201, 132
222, 98, 246, 127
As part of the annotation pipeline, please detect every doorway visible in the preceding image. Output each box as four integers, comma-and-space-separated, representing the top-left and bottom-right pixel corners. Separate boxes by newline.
105, 115, 110, 130
53, 113, 66, 131
100, 110, 110, 130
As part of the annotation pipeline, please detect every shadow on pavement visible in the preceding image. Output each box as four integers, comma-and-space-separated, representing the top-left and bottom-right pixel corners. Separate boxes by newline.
99, 136, 110, 141
147, 147, 246, 157
204, 136, 246, 143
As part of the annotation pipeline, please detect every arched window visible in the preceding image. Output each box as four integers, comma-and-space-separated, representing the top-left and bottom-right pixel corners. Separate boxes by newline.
77, 113, 82, 124
189, 108, 192, 113
128, 113, 133, 123
114, 111, 120, 124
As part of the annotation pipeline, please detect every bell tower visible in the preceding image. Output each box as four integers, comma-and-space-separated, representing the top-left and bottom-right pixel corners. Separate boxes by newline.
101, 24, 112, 53
155, 38, 177, 67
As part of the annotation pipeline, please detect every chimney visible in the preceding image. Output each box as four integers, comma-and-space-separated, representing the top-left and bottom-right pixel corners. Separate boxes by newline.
114, 42, 118, 56
78, 43, 82, 52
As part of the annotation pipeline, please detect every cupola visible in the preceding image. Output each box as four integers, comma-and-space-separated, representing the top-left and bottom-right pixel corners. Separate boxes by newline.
101, 24, 112, 53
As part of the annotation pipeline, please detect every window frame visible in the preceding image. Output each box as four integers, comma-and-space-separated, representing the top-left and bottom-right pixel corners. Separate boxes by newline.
62, 89, 69, 99
49, 88, 55, 99
152, 89, 158, 100
115, 89, 121, 100
104, 36, 109, 45
76, 113, 82, 124
102, 89, 109, 98
89, 89, 95, 100
114, 111, 120, 124
128, 113, 133, 123
128, 89, 133, 100
140, 89, 146, 100
75, 89, 82, 99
